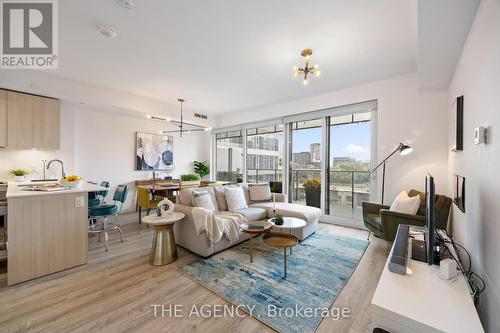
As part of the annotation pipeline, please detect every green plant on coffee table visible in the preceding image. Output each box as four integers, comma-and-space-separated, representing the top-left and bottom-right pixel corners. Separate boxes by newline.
193, 161, 210, 179
9, 169, 29, 176
181, 174, 201, 181
274, 213, 284, 225
303, 178, 321, 191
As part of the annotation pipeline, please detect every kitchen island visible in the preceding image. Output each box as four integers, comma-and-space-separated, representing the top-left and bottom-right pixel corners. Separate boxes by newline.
6, 182, 108, 285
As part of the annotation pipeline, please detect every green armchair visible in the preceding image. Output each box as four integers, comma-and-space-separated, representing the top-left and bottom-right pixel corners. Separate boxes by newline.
362, 189, 452, 242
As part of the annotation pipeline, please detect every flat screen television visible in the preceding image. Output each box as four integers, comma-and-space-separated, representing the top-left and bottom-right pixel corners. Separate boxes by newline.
425, 173, 436, 265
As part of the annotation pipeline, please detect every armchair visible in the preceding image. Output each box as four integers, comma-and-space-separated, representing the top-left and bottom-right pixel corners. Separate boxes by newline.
362, 189, 452, 243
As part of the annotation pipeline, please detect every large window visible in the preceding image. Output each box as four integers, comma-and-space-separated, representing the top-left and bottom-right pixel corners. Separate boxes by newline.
246, 125, 284, 183
215, 130, 243, 182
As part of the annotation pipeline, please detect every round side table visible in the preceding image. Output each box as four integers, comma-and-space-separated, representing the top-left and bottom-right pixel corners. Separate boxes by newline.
240, 221, 273, 263
142, 212, 185, 266
268, 217, 306, 254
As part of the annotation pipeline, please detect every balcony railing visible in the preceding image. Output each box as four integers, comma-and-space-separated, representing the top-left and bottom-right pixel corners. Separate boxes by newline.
291, 169, 370, 210
246, 168, 283, 183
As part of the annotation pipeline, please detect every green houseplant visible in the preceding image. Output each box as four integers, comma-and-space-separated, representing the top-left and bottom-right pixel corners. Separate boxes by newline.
304, 178, 321, 208
274, 212, 284, 225
180, 174, 201, 181
193, 161, 210, 179
9, 169, 29, 182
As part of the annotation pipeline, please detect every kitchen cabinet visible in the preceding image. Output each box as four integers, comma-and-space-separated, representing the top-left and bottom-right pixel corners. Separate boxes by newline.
1, 89, 60, 150
0, 90, 6, 147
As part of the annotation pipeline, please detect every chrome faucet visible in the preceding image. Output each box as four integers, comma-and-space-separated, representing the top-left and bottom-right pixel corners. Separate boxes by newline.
47, 159, 65, 178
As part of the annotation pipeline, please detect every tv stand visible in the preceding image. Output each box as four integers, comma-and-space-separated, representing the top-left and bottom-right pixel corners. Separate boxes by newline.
371, 229, 484, 333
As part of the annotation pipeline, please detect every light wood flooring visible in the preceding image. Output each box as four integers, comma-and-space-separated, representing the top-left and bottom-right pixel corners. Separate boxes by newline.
0, 213, 388, 333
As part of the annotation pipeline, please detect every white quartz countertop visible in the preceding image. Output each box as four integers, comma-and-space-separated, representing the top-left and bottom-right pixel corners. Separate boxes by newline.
6, 181, 109, 199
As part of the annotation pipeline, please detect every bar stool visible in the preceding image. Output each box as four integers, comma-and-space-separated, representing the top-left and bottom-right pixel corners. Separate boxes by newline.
89, 184, 128, 251
88, 181, 110, 231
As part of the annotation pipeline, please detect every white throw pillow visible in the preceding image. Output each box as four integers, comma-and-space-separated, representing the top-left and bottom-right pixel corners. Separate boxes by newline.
248, 184, 272, 202
192, 191, 215, 211
390, 191, 420, 215
224, 186, 248, 211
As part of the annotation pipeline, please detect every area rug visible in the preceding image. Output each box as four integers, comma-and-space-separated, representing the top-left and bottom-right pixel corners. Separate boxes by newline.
178, 231, 368, 333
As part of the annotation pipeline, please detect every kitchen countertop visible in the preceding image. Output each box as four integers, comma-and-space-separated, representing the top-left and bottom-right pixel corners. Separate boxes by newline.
6, 181, 109, 199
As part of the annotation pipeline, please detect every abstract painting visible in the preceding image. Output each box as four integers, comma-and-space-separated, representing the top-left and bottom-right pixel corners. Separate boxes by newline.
135, 132, 174, 171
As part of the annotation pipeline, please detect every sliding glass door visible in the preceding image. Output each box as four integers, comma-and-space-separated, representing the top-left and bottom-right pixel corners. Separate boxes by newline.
246, 125, 284, 184
327, 113, 372, 220
215, 130, 244, 182
289, 119, 322, 207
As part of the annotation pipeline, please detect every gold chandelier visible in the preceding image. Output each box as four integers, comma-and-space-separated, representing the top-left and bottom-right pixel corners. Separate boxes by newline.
294, 48, 320, 85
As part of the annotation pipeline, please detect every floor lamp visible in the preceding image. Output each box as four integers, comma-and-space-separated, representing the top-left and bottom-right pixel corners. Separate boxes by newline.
371, 143, 413, 204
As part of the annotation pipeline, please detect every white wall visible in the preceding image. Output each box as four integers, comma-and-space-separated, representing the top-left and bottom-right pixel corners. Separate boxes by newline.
447, 0, 500, 331
0, 102, 210, 213
73, 106, 210, 212
219, 73, 449, 203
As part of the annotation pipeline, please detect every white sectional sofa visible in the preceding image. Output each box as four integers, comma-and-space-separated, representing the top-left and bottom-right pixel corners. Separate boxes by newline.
173, 183, 321, 257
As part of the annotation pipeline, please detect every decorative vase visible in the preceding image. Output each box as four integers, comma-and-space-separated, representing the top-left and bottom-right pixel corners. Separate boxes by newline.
157, 197, 175, 215
14, 175, 25, 182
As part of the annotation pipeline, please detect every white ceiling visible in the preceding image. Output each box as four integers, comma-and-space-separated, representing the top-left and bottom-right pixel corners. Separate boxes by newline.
418, 0, 481, 91
54, 0, 417, 114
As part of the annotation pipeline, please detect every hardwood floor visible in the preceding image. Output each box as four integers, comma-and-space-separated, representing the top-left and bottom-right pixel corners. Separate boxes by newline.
0, 213, 388, 333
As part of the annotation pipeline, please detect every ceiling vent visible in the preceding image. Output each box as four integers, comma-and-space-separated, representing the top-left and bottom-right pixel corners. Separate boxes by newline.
194, 113, 208, 120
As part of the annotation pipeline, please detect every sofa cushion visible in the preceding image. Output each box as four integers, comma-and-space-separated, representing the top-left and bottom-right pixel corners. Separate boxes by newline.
238, 183, 251, 204
248, 183, 272, 202
192, 191, 215, 211
213, 186, 228, 211
233, 207, 268, 221
365, 213, 382, 231
249, 202, 321, 224
225, 186, 248, 211
179, 187, 219, 210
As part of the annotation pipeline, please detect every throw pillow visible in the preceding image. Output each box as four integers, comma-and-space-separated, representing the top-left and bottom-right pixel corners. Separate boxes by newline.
192, 191, 215, 211
390, 190, 420, 215
224, 186, 248, 211
248, 183, 272, 202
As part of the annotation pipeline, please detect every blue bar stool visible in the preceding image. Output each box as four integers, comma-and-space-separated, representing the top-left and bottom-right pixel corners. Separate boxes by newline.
88, 181, 111, 231
89, 184, 128, 251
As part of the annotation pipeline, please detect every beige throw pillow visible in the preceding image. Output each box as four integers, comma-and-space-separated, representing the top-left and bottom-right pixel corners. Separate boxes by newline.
248, 183, 272, 202
390, 190, 420, 215
192, 191, 215, 211
224, 186, 248, 211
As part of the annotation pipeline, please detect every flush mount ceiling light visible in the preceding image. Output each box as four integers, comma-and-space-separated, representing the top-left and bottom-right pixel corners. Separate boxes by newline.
97, 24, 118, 39
293, 48, 320, 85
115, 0, 133, 10
146, 98, 211, 137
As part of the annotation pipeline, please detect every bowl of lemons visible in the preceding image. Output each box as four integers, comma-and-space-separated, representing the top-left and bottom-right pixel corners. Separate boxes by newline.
60, 175, 84, 188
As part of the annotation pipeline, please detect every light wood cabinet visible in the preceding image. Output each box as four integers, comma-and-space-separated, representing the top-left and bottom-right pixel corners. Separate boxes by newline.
2, 89, 60, 150
0, 90, 6, 147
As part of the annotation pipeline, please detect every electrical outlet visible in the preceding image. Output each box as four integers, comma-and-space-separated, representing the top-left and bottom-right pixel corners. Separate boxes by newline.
75, 196, 85, 208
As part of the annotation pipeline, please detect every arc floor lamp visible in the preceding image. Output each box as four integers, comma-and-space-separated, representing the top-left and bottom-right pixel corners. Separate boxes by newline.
371, 143, 413, 204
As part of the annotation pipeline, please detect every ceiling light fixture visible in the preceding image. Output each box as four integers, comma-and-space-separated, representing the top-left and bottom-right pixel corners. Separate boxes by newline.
115, 0, 133, 10
147, 98, 211, 137
97, 24, 118, 39
294, 48, 320, 85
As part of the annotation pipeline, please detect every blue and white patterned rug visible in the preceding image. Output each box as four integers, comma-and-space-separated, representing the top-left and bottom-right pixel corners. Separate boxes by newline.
178, 231, 368, 333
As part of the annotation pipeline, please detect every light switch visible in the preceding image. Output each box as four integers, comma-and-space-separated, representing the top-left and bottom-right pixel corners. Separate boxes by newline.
75, 196, 85, 208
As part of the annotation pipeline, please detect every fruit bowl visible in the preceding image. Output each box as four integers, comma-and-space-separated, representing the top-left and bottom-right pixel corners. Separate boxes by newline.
60, 176, 84, 188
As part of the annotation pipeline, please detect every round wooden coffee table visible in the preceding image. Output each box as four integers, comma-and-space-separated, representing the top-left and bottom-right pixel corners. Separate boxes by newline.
268, 217, 306, 254
240, 221, 273, 263
263, 232, 298, 278
142, 212, 185, 266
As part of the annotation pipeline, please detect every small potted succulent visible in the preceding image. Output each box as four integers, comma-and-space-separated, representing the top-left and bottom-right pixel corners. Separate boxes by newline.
9, 169, 29, 182
304, 178, 321, 208
274, 212, 284, 226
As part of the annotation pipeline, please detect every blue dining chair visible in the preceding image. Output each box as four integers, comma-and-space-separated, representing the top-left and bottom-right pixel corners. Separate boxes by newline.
88, 184, 128, 251
88, 181, 110, 208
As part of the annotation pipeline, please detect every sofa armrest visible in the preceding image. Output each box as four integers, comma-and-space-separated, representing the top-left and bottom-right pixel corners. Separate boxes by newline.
380, 209, 425, 241
174, 203, 194, 218
272, 193, 287, 203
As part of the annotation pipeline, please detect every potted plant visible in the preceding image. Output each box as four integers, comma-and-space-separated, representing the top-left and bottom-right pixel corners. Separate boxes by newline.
193, 161, 210, 180
274, 212, 284, 225
304, 178, 321, 208
180, 174, 201, 187
9, 169, 29, 182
